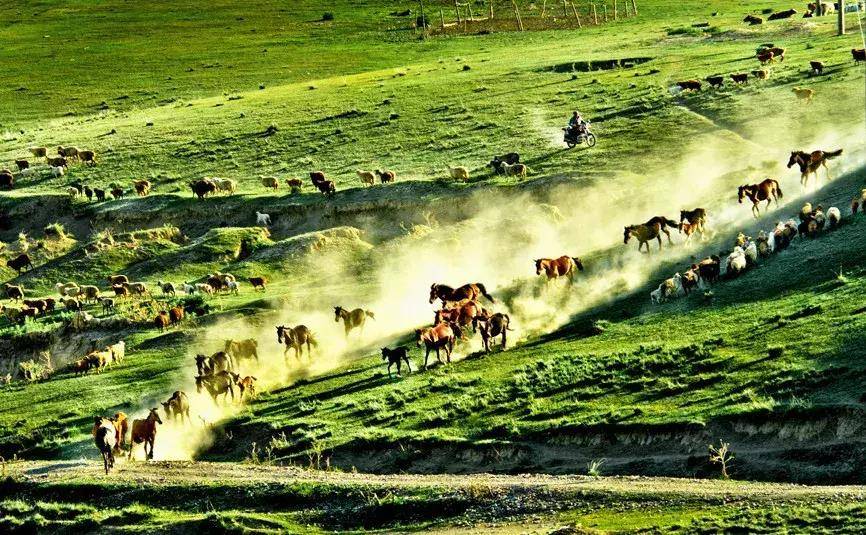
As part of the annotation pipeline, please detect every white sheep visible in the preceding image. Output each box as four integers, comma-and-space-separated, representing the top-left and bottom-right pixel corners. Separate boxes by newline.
51, 166, 65, 177
227, 280, 240, 295
447, 166, 469, 181
67, 186, 79, 198
725, 246, 747, 276
744, 241, 758, 265
650, 284, 664, 304
828, 206, 841, 228
255, 211, 271, 226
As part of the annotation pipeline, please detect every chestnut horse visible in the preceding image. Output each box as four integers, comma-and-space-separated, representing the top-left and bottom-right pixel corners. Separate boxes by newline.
276, 325, 317, 361
415, 322, 459, 369
787, 149, 843, 187
429, 283, 494, 306
534, 256, 585, 283
624, 216, 678, 253
334, 306, 375, 338
738, 179, 783, 217
435, 300, 484, 332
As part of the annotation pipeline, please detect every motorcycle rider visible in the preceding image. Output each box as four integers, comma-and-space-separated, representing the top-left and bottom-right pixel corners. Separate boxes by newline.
567, 111, 587, 138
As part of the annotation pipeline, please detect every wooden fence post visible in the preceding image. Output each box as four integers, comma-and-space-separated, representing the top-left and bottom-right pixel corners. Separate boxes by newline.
592, 3, 598, 24
631, 0, 638, 16
570, 1, 581, 26
454, 0, 461, 24
512, 0, 524, 30
603, 3, 608, 21
613, 0, 618, 20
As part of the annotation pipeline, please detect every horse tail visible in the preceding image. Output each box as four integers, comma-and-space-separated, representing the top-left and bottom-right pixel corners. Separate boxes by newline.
504, 314, 515, 330
774, 180, 783, 198
476, 283, 495, 303
308, 333, 319, 347
825, 148, 843, 159
663, 217, 678, 228
365, 310, 376, 320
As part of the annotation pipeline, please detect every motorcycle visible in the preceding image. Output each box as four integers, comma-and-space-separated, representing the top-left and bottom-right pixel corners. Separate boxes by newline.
563, 124, 597, 148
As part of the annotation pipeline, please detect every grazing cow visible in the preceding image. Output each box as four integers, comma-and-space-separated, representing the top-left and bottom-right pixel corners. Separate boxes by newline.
14, 159, 29, 171
416, 322, 458, 369
154, 311, 170, 332
356, 170, 376, 186
447, 166, 469, 181
0, 170, 14, 189
768, 8, 797, 20
248, 276, 267, 290
375, 169, 396, 183
731, 73, 749, 84
706, 75, 724, 88
276, 325, 317, 361
334, 306, 375, 338
189, 179, 216, 199
168, 306, 184, 325
255, 211, 271, 226
429, 282, 495, 306
4, 284, 24, 301
93, 417, 117, 474
6, 253, 34, 273
810, 61, 825, 75
161, 391, 191, 423
133, 180, 151, 196
476, 312, 512, 352
129, 408, 162, 460
157, 280, 176, 296
792, 87, 814, 104
225, 339, 258, 364
853, 49, 866, 63
676, 80, 702, 91
196, 371, 236, 404
382, 346, 412, 377
260, 176, 279, 190
743, 14, 763, 25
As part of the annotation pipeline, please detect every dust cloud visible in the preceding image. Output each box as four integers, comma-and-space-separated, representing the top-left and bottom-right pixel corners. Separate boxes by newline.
138, 113, 865, 462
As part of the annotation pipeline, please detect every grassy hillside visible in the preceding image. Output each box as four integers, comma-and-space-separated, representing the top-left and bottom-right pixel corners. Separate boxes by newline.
1, 4, 866, 533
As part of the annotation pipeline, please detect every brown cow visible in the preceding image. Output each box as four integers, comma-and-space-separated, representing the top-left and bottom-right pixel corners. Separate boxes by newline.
129, 408, 162, 460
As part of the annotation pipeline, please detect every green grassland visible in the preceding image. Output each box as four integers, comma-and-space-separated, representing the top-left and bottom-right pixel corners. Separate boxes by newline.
2, 0, 866, 531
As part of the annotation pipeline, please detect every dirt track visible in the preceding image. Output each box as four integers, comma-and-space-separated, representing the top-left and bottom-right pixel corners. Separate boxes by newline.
9, 460, 866, 500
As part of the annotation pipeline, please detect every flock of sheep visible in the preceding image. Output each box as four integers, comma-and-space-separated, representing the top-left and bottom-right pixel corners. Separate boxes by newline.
650, 198, 848, 303
0, 145, 96, 190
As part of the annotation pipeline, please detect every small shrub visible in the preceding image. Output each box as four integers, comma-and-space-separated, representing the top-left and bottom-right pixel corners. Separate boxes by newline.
587, 458, 606, 477
322, 12, 334, 21
709, 440, 734, 479
43, 223, 67, 240
768, 346, 784, 359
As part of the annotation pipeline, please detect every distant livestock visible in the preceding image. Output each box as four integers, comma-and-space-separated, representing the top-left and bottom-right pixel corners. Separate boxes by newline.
381, 346, 412, 377
286, 177, 304, 192
260, 175, 279, 190
756, 51, 774, 65
476, 311, 512, 352
768, 9, 797, 20
706, 75, 724, 88
676, 80, 702, 91
488, 152, 520, 174
310, 171, 335, 195
809, 61, 825, 75
78, 150, 96, 165
731, 73, 749, 84
47, 156, 68, 168
4, 284, 24, 301
256, 211, 271, 226
447, 166, 469, 181
248, 276, 267, 290
854, 49, 866, 63
752, 69, 769, 80
190, 179, 216, 199
500, 162, 528, 178
6, 253, 34, 273
375, 169, 395, 183
29, 147, 47, 158
133, 180, 151, 196
93, 417, 117, 474
356, 170, 376, 186
743, 14, 763, 25
0, 170, 14, 189
51, 166, 65, 177
14, 159, 29, 171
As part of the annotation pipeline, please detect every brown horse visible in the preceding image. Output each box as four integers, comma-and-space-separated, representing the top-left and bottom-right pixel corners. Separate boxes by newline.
276, 325, 317, 361
738, 179, 783, 217
534, 256, 585, 283
128, 408, 162, 461
624, 216, 678, 253
435, 300, 484, 332
334, 306, 375, 337
787, 149, 843, 187
195, 371, 237, 404
415, 322, 458, 369
679, 208, 707, 238
476, 311, 513, 352
429, 283, 494, 306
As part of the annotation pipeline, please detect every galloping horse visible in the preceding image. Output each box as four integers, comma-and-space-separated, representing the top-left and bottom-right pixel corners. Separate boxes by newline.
415, 322, 458, 369
334, 306, 375, 338
534, 256, 585, 283
679, 208, 708, 238
429, 283, 494, 306
624, 216, 678, 253
738, 179, 783, 218
435, 300, 484, 332
276, 325, 317, 361
787, 149, 843, 187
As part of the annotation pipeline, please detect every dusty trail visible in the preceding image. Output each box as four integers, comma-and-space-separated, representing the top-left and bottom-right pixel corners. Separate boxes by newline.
9, 460, 866, 500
